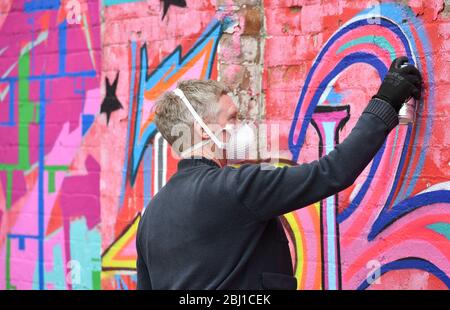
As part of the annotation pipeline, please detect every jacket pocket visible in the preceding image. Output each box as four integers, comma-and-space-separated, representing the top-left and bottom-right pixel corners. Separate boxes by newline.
261, 272, 297, 290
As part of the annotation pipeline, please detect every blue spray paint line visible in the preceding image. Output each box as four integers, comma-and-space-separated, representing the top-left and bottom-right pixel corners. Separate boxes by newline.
38, 79, 46, 290
114, 275, 129, 290
58, 21, 67, 74
323, 122, 336, 154
24, 0, 61, 13
130, 46, 157, 184
326, 195, 337, 290
8, 234, 40, 253
326, 87, 344, 106
338, 141, 386, 223
368, 190, 450, 240
8, 234, 40, 240
221, 16, 235, 32
0, 81, 16, 126
0, 72, 96, 83
118, 40, 137, 209
18, 238, 26, 250
82, 114, 95, 136
143, 144, 153, 210
9, 81, 15, 125
357, 257, 450, 290
380, 126, 413, 210
75, 77, 87, 97
323, 121, 338, 290
29, 12, 36, 77
368, 3, 435, 206
388, 127, 400, 167
144, 21, 222, 91
0, 77, 18, 83
28, 71, 97, 80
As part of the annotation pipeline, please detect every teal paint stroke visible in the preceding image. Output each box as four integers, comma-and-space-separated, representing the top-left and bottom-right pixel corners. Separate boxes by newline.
44, 245, 66, 289
428, 223, 450, 241
337, 35, 396, 61
69, 218, 101, 290
103, 0, 145, 7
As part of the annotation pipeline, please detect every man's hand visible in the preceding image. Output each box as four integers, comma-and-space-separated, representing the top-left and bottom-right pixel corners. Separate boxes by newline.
373, 56, 423, 113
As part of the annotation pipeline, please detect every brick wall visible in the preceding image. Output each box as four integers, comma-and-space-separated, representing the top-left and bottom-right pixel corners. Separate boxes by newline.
0, 0, 448, 290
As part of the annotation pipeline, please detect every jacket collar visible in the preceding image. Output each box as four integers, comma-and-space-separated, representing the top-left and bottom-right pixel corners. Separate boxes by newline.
177, 157, 220, 170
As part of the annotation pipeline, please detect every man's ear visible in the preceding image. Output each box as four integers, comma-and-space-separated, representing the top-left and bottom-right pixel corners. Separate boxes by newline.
193, 122, 210, 140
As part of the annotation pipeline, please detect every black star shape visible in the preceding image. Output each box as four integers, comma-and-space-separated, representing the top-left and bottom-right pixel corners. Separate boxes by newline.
161, 0, 187, 20
100, 72, 123, 125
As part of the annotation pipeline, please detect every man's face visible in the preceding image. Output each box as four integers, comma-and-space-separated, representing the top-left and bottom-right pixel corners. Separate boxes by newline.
191, 94, 237, 145
202, 95, 238, 162
216, 94, 238, 128
196, 94, 260, 163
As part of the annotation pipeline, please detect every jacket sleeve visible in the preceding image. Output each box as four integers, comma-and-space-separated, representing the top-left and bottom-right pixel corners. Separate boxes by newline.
226, 98, 399, 221
136, 220, 152, 290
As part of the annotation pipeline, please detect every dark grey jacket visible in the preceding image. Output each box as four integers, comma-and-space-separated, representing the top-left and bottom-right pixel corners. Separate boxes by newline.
136, 98, 399, 290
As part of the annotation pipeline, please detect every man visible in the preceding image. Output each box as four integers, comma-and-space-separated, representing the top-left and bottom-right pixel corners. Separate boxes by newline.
136, 56, 422, 289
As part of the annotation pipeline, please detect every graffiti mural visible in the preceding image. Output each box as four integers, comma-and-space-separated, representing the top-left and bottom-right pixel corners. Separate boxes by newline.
100, 72, 123, 125
1, 0, 449, 290
161, 0, 187, 20
0, 0, 101, 289
264, 2, 450, 289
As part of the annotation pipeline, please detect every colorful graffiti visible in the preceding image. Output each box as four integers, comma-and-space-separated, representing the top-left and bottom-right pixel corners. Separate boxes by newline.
1, 0, 449, 290
0, 0, 101, 289
272, 2, 450, 289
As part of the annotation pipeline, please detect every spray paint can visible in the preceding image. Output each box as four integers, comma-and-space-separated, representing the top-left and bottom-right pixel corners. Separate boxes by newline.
398, 63, 418, 124
398, 97, 417, 124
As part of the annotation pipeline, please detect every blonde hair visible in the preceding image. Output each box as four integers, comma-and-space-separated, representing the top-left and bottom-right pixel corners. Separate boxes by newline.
154, 80, 230, 150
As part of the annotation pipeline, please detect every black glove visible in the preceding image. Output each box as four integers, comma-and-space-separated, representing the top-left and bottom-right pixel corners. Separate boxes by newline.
373, 56, 423, 113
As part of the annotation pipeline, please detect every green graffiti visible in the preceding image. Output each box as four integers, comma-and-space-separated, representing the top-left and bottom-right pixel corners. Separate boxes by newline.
0, 51, 35, 209
44, 166, 69, 193
5, 238, 17, 290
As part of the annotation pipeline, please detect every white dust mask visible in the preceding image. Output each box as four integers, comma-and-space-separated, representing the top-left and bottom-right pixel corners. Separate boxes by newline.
223, 123, 257, 161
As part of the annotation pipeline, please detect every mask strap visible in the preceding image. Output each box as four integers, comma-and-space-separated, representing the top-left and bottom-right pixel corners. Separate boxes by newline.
173, 88, 224, 148
179, 139, 211, 158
